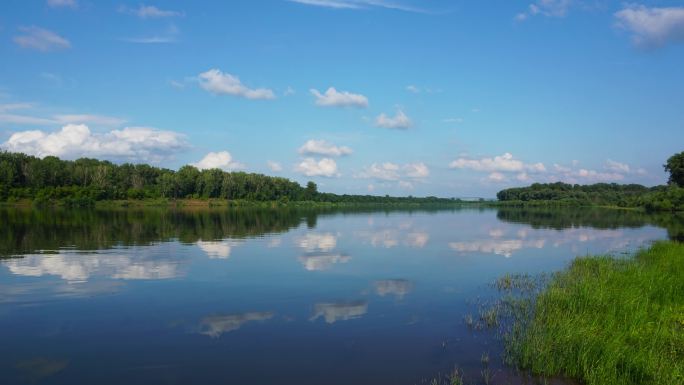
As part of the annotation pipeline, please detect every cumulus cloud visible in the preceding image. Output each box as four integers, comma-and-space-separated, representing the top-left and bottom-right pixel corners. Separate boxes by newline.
120, 4, 184, 18
488, 172, 507, 182
375, 109, 412, 129
198, 69, 275, 100
546, 159, 648, 183
403, 162, 429, 178
449, 153, 546, 173
605, 159, 630, 173
614, 5, 684, 48
295, 157, 339, 177
47, 0, 77, 8
515, 0, 573, 21
310, 87, 368, 108
298, 139, 352, 157
357, 162, 429, 181
1, 124, 187, 163
267, 160, 283, 172
193, 151, 244, 171
14, 26, 71, 52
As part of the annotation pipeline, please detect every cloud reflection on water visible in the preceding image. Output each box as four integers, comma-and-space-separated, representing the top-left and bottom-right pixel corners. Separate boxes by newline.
310, 301, 368, 324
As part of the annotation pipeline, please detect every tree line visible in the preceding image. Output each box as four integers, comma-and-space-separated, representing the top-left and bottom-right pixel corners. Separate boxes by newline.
0, 151, 456, 206
495, 151, 684, 212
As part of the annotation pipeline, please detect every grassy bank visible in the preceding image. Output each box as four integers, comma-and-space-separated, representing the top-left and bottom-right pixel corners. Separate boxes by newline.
506, 241, 684, 385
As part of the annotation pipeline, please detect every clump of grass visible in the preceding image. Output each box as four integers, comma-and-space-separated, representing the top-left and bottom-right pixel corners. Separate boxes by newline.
495, 273, 539, 292
506, 241, 684, 385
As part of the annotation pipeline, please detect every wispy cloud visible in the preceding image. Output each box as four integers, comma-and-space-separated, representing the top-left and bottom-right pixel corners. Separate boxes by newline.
122, 24, 180, 44
119, 4, 184, 18
515, 0, 573, 21
47, 0, 77, 9
288, 0, 430, 13
614, 5, 684, 48
14, 26, 71, 52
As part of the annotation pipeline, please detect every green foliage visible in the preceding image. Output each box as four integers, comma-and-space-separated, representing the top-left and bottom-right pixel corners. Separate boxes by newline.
507, 241, 684, 385
665, 151, 684, 187
0, 151, 460, 206
497, 182, 684, 212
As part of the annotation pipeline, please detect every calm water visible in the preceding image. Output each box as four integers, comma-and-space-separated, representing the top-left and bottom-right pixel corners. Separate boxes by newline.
0, 207, 681, 385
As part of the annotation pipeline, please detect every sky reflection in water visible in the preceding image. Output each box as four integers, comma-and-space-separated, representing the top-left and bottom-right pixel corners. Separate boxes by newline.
0, 207, 674, 385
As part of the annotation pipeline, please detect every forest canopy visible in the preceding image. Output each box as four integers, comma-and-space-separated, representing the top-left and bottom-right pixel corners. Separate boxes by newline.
0, 151, 455, 206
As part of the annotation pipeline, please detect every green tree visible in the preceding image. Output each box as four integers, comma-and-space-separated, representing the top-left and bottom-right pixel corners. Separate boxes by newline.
305, 181, 317, 200
664, 151, 684, 187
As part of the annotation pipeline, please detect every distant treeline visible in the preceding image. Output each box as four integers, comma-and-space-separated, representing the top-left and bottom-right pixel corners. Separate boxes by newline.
0, 152, 457, 206
496, 182, 684, 212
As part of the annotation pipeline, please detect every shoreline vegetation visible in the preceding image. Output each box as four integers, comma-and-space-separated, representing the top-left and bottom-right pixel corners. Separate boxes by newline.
473, 241, 683, 385
1, 151, 683, 211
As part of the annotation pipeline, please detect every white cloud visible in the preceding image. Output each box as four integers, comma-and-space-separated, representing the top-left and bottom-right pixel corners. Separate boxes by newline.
375, 109, 412, 129
449, 153, 545, 173
47, 0, 77, 9
295, 158, 339, 177
14, 26, 71, 52
357, 162, 400, 181
284, 86, 296, 96
310, 87, 368, 108
289, 0, 428, 13
403, 162, 429, 178
53, 114, 126, 126
120, 4, 183, 18
488, 172, 507, 182
267, 160, 283, 172
0, 106, 125, 127
198, 69, 275, 100
605, 159, 630, 173
2, 124, 187, 163
298, 139, 352, 157
615, 5, 684, 48
516, 0, 573, 21
406, 85, 420, 93
193, 151, 244, 171
357, 161, 428, 181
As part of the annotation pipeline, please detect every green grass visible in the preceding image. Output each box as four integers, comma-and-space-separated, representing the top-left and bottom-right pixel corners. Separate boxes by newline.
507, 241, 684, 385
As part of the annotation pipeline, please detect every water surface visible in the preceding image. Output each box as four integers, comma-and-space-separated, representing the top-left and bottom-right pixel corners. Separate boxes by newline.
0, 207, 680, 384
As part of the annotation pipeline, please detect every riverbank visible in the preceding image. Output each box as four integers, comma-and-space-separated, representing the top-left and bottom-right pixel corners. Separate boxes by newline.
0, 198, 475, 210
504, 241, 683, 385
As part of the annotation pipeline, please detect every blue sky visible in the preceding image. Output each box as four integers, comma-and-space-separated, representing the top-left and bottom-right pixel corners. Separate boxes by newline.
1, 0, 683, 197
